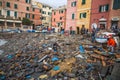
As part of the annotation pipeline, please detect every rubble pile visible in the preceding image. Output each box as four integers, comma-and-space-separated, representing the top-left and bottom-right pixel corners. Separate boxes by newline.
0, 33, 120, 80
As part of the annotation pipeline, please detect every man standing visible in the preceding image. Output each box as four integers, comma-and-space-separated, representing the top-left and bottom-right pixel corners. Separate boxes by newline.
107, 35, 116, 53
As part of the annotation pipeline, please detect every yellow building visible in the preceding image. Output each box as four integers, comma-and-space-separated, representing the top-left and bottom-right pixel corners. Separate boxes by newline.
76, 0, 92, 33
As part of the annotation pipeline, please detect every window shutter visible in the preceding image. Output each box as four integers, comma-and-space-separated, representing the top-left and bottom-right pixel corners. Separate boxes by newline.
80, 13, 81, 19
7, 10, 10, 16
74, 2, 76, 6
83, 13, 86, 18
82, 0, 85, 4
113, 0, 118, 9
0, 2, 2, 6
72, 14, 74, 19
106, 4, 109, 11
99, 6, 102, 12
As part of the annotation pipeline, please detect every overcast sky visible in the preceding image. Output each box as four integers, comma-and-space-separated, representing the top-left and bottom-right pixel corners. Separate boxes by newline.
36, 0, 67, 8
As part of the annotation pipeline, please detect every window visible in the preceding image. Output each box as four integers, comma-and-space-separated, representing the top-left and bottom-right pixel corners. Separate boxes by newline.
26, 13, 30, 18
39, 9, 42, 13
82, 0, 86, 5
99, 4, 109, 12
42, 11, 46, 14
80, 13, 86, 18
54, 12, 56, 15
32, 14, 34, 19
58, 23, 60, 27
43, 17, 46, 20
60, 17, 62, 20
32, 8, 35, 11
113, 0, 120, 9
26, 7, 29, 11
7, 10, 10, 16
71, 1, 76, 7
14, 11, 17, 18
0, 1, 2, 6
59, 10, 64, 14
26, 0, 31, 4
48, 12, 51, 15
72, 13, 75, 19
6, 2, 10, 7
0, 10, 1, 15
14, 4, 18, 9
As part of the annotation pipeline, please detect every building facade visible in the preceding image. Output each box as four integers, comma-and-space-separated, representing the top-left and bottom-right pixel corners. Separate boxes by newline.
108, 0, 120, 29
31, 2, 42, 29
76, 0, 92, 33
0, 0, 42, 30
90, 0, 110, 31
41, 4, 52, 27
52, 6, 66, 32
66, 0, 77, 33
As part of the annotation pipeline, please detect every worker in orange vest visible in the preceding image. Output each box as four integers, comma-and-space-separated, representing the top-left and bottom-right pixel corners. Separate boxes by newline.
107, 35, 116, 53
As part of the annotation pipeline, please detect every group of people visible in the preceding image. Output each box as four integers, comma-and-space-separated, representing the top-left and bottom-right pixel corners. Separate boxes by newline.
91, 27, 117, 53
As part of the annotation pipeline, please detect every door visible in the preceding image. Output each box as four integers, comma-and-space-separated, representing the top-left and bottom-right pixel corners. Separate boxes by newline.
77, 27, 80, 34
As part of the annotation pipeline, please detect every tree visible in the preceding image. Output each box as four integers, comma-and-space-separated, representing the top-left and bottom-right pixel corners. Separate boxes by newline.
22, 18, 32, 26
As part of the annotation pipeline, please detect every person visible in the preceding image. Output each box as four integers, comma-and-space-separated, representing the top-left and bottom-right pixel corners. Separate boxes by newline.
81, 26, 86, 35
91, 28, 96, 43
107, 35, 116, 53
53, 42, 60, 53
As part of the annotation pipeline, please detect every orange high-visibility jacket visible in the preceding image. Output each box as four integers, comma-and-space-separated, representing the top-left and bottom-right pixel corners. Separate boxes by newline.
107, 38, 116, 47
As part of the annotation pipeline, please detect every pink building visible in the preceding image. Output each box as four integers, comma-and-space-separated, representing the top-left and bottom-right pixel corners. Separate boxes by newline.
52, 6, 66, 32
66, 0, 77, 33
90, 0, 110, 31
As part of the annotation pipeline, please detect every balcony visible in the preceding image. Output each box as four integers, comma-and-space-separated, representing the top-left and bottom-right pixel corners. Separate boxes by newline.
6, 16, 13, 20
0, 15, 5, 19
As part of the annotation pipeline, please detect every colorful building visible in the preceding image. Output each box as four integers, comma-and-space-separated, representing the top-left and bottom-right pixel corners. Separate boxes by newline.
42, 4, 52, 27
31, 3, 42, 29
0, 0, 42, 30
108, 0, 120, 29
66, 0, 77, 33
52, 6, 66, 32
90, 0, 110, 30
76, 0, 92, 33
35, 2, 52, 27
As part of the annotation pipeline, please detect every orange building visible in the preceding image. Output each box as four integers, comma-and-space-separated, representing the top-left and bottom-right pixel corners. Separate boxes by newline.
76, 0, 92, 33
52, 6, 66, 32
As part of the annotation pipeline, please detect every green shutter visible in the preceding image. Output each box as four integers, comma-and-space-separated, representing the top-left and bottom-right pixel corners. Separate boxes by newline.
14, 4, 17, 9
6, 2, 10, 7
0, 1, 2, 6
82, 0, 86, 4
83, 13, 86, 18
0, 10, 1, 15
74, 2, 76, 6
32, 15, 34, 19
72, 14, 74, 19
113, 0, 120, 9
99, 6, 102, 12
14, 12, 17, 18
80, 13, 81, 19
26, 0, 28, 3
7, 10, 10, 16
106, 4, 109, 11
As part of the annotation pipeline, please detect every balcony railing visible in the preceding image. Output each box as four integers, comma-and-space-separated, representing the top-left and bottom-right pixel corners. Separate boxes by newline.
6, 16, 13, 19
0, 15, 5, 19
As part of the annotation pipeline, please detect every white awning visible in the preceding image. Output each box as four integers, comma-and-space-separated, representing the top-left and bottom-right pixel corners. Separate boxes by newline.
99, 18, 107, 21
